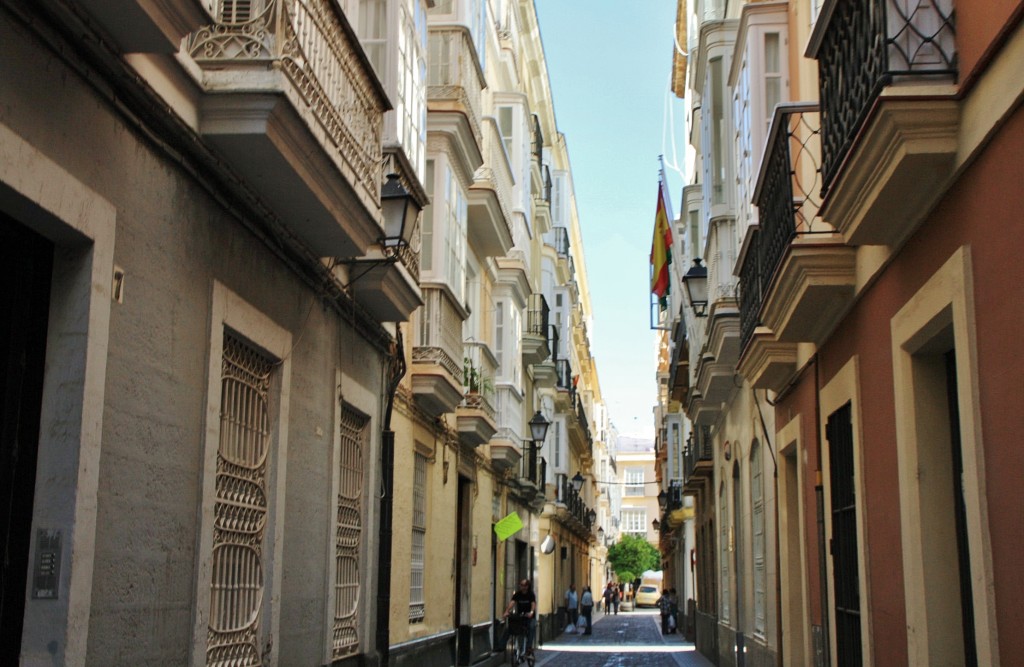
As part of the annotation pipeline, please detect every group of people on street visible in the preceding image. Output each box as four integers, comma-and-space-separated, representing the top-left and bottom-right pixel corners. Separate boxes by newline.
498, 578, 600, 658
563, 583, 594, 634
656, 588, 681, 635
600, 582, 622, 614
499, 579, 682, 657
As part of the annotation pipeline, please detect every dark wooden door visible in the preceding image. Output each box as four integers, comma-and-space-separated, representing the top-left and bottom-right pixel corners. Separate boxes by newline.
0, 214, 53, 662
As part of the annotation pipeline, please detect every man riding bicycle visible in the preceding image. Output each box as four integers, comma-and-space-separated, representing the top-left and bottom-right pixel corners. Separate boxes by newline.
497, 579, 537, 658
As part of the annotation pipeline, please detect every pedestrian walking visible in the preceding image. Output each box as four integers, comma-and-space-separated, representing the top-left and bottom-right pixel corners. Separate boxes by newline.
612, 583, 621, 614
564, 583, 578, 632
602, 582, 613, 615
668, 588, 679, 634
580, 585, 594, 635
656, 589, 672, 635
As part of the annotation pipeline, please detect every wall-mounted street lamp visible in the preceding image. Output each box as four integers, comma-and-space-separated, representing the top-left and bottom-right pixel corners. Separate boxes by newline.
682, 258, 709, 317
341, 173, 422, 287
652, 518, 661, 531
380, 173, 421, 251
657, 490, 668, 511
586, 509, 597, 525
529, 410, 551, 446
571, 471, 585, 493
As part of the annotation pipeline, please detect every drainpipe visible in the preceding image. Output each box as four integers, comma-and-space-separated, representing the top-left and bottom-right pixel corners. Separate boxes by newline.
376, 329, 406, 667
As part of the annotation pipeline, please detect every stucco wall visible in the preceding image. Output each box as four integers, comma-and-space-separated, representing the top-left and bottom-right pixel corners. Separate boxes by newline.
1, 14, 388, 666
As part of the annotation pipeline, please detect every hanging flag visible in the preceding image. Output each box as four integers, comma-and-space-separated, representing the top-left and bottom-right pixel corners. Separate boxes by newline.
650, 182, 673, 310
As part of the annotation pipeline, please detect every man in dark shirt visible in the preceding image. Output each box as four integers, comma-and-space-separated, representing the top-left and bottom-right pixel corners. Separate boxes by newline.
496, 579, 537, 654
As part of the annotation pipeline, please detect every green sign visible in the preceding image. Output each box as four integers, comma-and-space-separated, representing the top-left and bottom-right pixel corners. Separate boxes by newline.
493, 512, 523, 541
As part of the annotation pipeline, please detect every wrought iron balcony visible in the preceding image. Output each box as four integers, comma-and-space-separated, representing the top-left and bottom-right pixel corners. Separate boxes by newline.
187, 0, 388, 258
542, 164, 552, 204
683, 425, 714, 491
532, 114, 544, 163
741, 105, 824, 351
519, 444, 539, 487
739, 230, 762, 354
555, 359, 573, 392
427, 26, 485, 143
741, 103, 857, 351
811, 0, 957, 196
532, 324, 559, 389
553, 226, 570, 258
523, 293, 551, 366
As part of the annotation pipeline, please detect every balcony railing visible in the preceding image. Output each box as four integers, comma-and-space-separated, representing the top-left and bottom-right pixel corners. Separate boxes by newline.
557, 476, 594, 528
428, 26, 484, 142
738, 230, 762, 352
462, 341, 496, 419
575, 393, 591, 451
520, 445, 538, 484
553, 226, 570, 258
556, 359, 573, 392
741, 104, 823, 351
532, 114, 544, 163
542, 165, 552, 204
683, 425, 714, 484
547, 325, 560, 363
413, 288, 464, 381
188, 0, 384, 208
813, 0, 956, 195
526, 293, 550, 338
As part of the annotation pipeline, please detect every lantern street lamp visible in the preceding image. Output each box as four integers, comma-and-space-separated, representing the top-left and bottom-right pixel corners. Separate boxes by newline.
682, 258, 709, 317
528, 410, 551, 446
657, 490, 668, 511
571, 471, 585, 493
652, 518, 661, 531
380, 173, 420, 251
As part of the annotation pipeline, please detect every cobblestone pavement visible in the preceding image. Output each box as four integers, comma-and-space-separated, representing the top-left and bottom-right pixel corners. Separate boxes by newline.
534, 608, 714, 667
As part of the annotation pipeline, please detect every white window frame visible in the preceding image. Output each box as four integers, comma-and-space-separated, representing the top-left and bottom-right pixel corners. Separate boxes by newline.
620, 509, 647, 535
624, 467, 645, 496
409, 453, 427, 622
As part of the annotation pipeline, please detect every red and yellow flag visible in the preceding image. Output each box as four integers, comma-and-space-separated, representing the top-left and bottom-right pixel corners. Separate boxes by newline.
650, 183, 673, 309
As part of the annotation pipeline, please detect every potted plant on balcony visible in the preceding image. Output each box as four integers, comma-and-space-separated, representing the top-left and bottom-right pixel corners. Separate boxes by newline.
463, 358, 493, 398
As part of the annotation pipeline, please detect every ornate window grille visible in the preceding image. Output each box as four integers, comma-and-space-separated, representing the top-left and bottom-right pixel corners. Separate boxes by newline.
208, 332, 275, 667
333, 406, 367, 659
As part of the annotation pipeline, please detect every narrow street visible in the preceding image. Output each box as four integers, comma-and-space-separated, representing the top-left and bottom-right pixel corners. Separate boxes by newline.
535, 608, 713, 667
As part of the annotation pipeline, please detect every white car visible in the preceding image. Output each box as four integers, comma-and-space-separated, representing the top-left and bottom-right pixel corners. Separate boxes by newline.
633, 585, 661, 608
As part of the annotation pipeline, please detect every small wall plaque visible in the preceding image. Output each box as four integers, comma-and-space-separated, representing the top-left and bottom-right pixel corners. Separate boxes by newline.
32, 529, 61, 600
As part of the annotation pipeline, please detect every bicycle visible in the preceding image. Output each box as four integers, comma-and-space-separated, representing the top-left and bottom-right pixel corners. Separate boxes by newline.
504, 613, 535, 667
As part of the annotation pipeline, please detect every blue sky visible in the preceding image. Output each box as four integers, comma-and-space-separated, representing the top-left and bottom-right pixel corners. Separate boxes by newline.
535, 2, 686, 439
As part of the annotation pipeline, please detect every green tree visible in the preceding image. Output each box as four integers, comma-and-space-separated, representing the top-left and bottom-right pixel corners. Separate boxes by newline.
606, 534, 660, 583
